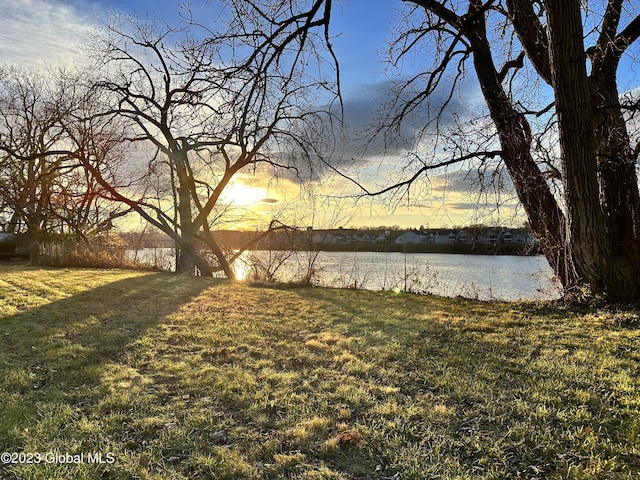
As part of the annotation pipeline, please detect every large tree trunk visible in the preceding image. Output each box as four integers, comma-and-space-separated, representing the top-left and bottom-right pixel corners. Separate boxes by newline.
173, 149, 235, 279
175, 237, 216, 277
465, 5, 580, 293
174, 150, 213, 276
545, 0, 640, 302
590, 69, 640, 301
544, 0, 611, 296
174, 150, 199, 275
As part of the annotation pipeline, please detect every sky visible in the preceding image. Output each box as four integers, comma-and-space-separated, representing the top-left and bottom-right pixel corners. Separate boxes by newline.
3, 0, 636, 231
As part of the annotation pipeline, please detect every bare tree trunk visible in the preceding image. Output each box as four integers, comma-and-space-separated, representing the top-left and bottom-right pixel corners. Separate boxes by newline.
590, 71, 640, 301
173, 149, 234, 278
174, 151, 198, 275
465, 4, 580, 292
176, 238, 215, 277
544, 0, 611, 298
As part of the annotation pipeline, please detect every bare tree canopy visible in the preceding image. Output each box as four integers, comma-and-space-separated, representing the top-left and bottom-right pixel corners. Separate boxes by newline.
81, 0, 339, 277
339, 0, 640, 303
0, 67, 126, 242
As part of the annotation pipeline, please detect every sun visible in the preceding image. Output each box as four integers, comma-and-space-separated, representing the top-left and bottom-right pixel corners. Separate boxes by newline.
221, 181, 267, 206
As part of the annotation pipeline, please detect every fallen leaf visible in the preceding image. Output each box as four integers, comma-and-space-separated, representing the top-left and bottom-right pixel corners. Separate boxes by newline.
337, 430, 363, 448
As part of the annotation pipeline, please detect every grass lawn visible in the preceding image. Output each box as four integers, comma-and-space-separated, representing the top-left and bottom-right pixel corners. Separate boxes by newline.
0, 264, 639, 479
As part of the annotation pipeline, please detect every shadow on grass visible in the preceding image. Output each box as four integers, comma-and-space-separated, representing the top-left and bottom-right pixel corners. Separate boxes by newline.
0, 272, 217, 452
282, 286, 640, 478
2, 277, 639, 479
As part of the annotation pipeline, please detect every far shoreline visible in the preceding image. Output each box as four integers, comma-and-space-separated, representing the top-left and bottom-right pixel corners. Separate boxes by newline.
246, 242, 541, 256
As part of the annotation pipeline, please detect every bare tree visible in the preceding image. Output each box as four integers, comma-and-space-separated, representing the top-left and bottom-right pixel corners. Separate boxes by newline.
338, 0, 640, 303
86, 1, 338, 277
0, 67, 124, 242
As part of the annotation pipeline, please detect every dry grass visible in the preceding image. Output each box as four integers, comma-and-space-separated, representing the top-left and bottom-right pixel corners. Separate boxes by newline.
0, 264, 639, 479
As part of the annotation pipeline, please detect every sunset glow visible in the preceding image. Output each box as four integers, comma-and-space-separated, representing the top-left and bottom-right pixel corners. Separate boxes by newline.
221, 181, 269, 207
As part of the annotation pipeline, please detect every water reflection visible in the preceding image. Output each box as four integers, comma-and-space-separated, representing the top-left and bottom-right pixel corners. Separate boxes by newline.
128, 248, 560, 301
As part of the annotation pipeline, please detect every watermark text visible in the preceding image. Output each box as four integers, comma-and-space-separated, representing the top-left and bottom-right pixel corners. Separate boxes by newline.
1, 452, 115, 465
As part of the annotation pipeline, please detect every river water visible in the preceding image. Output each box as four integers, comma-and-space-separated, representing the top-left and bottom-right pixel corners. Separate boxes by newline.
129, 248, 560, 301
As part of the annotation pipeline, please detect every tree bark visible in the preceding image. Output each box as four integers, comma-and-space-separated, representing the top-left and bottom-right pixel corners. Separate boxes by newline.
592, 103, 640, 300
464, 3, 580, 292
589, 47, 640, 301
544, 0, 640, 301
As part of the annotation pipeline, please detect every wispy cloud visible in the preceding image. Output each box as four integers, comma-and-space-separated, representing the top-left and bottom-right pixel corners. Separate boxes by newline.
0, 0, 94, 68
335, 79, 485, 158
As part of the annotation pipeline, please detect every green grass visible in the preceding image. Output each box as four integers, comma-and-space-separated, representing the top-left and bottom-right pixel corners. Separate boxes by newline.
0, 264, 639, 479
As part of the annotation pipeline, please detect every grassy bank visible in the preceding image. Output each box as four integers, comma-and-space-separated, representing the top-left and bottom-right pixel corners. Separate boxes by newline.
0, 265, 639, 479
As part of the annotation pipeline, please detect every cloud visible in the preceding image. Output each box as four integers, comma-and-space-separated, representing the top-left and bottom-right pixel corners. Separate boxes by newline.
273, 77, 487, 196
333, 78, 485, 159
431, 167, 516, 195
0, 0, 94, 68
449, 202, 483, 211
276, 78, 486, 189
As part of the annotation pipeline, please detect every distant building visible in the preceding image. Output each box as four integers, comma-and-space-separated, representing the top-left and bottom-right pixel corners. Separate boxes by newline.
456, 231, 468, 243
434, 231, 457, 244
498, 230, 513, 243
394, 230, 429, 245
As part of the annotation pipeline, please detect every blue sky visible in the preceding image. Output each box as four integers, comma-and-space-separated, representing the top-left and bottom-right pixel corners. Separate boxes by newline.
0, 0, 394, 88
101, 0, 396, 86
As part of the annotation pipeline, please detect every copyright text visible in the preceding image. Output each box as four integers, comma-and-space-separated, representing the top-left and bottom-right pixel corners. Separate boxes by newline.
1, 452, 115, 465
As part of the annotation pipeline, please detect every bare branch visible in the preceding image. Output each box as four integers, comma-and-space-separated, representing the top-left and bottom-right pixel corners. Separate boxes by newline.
326, 150, 502, 198
615, 14, 640, 55
505, 0, 552, 84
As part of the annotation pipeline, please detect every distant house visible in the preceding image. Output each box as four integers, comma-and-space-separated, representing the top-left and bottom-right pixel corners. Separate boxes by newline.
394, 230, 429, 244
456, 231, 469, 244
511, 232, 530, 244
373, 234, 388, 243
434, 231, 456, 244
498, 230, 513, 243
475, 232, 493, 245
